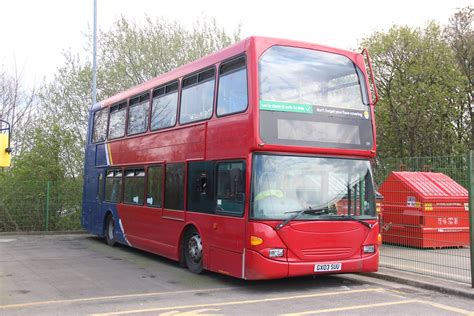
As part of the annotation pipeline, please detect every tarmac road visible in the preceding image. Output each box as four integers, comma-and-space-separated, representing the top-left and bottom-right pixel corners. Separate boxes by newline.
0, 234, 473, 315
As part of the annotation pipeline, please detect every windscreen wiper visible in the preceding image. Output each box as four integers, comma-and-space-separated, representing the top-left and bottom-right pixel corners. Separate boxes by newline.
337, 214, 373, 229
275, 206, 329, 231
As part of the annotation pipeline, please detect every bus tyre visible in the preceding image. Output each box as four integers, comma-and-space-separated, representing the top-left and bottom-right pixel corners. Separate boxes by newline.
184, 228, 203, 274
105, 215, 116, 247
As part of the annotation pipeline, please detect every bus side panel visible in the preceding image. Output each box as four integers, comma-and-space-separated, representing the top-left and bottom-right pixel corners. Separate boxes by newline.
208, 216, 245, 278
82, 139, 128, 245
157, 215, 185, 259
187, 212, 245, 278
116, 205, 184, 261
118, 205, 180, 260
82, 142, 101, 235
109, 124, 206, 165
206, 114, 250, 159
98, 202, 128, 244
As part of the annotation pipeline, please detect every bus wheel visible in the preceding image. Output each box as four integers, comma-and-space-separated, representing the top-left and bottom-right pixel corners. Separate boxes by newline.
105, 215, 116, 247
184, 228, 203, 274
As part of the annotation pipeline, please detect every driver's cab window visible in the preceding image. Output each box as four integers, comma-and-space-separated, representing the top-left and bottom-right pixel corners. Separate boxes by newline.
216, 161, 245, 216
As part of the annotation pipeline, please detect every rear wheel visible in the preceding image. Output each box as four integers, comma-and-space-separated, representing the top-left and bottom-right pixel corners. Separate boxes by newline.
183, 228, 203, 274
105, 215, 116, 247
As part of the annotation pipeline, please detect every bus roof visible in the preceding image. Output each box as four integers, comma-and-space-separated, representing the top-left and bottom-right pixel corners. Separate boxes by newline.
97, 36, 360, 110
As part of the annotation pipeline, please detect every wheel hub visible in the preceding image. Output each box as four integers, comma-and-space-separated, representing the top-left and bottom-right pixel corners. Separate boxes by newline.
188, 234, 202, 263
108, 220, 114, 240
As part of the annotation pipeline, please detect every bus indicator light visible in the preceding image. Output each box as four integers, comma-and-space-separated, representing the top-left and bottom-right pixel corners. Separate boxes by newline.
250, 236, 263, 246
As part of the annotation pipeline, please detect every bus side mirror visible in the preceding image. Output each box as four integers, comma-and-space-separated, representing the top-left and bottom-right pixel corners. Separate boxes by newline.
361, 48, 379, 106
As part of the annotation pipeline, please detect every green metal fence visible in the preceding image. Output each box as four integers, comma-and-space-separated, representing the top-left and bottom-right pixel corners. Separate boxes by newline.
376, 153, 472, 286
0, 179, 83, 232
0, 155, 472, 287
375, 155, 468, 186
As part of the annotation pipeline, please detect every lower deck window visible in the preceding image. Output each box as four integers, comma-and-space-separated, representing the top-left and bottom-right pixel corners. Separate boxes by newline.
216, 162, 245, 215
165, 163, 185, 210
124, 168, 145, 205
147, 165, 163, 207
105, 169, 123, 202
187, 160, 245, 216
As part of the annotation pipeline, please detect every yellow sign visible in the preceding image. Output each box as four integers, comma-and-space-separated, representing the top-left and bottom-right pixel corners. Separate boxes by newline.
0, 134, 11, 167
423, 203, 433, 211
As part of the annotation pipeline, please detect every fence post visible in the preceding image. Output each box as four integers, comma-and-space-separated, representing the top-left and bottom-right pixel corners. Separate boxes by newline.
45, 181, 51, 232
469, 151, 474, 288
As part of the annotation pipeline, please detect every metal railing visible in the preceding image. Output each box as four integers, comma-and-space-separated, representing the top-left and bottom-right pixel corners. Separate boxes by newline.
0, 179, 83, 232
377, 153, 472, 285
0, 154, 472, 287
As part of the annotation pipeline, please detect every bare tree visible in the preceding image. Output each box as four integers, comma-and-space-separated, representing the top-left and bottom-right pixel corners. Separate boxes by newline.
0, 65, 38, 156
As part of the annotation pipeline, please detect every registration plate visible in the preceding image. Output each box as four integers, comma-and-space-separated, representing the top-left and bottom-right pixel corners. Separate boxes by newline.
314, 263, 342, 272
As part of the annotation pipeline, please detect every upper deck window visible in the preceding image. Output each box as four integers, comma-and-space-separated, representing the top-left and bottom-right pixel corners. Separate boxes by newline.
259, 46, 368, 110
151, 82, 178, 130
258, 46, 373, 150
180, 68, 215, 124
128, 93, 150, 135
108, 101, 127, 139
217, 56, 248, 116
92, 108, 108, 143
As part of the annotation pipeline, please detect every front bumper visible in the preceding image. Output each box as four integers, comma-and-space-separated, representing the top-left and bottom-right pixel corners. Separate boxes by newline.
244, 249, 379, 280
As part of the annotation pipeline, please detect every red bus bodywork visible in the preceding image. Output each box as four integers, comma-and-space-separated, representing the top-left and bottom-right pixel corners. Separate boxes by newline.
82, 36, 379, 279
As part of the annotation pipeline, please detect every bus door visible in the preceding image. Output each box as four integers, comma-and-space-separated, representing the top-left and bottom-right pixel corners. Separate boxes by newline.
0, 119, 12, 168
188, 160, 247, 277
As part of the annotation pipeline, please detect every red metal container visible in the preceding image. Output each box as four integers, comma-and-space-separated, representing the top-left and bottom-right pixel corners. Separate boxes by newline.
379, 172, 469, 248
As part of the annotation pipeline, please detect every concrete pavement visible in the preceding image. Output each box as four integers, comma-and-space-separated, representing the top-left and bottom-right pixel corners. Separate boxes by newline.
0, 234, 473, 315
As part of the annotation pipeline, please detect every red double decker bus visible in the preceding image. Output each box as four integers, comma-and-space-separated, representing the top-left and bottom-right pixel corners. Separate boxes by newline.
82, 36, 380, 279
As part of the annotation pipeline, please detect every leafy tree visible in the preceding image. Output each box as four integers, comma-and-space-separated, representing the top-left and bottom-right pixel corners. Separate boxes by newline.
98, 16, 240, 97
361, 23, 467, 158
445, 6, 473, 149
0, 120, 82, 231
40, 15, 241, 172
0, 16, 241, 231
40, 53, 93, 178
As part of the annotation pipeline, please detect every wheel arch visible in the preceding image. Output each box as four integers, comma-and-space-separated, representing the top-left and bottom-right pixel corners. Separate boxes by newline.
179, 222, 205, 268
103, 209, 114, 236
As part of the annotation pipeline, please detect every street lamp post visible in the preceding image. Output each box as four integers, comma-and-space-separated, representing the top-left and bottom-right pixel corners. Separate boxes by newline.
92, 0, 97, 106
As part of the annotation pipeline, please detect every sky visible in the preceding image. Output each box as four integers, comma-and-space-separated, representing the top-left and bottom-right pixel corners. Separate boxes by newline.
0, 0, 471, 88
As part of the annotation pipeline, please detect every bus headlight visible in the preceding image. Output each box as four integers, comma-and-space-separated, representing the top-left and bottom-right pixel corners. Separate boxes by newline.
269, 248, 285, 258
363, 245, 375, 253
